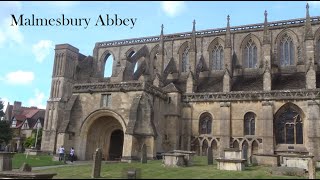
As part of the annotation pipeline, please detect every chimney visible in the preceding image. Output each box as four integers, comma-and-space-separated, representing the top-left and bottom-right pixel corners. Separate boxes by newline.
13, 101, 22, 112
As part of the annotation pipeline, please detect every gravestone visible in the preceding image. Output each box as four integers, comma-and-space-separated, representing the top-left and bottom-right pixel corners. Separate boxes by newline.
208, 146, 213, 165
308, 159, 316, 179
127, 169, 137, 179
0, 152, 15, 171
242, 144, 248, 165
19, 163, 32, 172
141, 144, 147, 164
91, 148, 102, 178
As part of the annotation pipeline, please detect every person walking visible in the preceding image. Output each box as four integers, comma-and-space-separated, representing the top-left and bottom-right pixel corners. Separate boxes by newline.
70, 147, 75, 163
58, 146, 65, 161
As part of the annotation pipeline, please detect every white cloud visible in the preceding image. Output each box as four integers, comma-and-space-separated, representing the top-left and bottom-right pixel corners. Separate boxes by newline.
28, 89, 46, 109
32, 40, 54, 63
2, 70, 34, 85
0, 2, 24, 48
0, 17, 24, 48
161, 1, 186, 17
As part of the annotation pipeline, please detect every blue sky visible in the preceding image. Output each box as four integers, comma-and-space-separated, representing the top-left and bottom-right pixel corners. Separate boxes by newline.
0, 1, 319, 111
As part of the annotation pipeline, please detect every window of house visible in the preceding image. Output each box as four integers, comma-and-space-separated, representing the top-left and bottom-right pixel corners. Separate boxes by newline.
101, 94, 112, 107
244, 112, 256, 135
199, 113, 212, 134
182, 47, 189, 72
212, 44, 224, 70
244, 39, 257, 68
275, 105, 303, 144
280, 34, 295, 66
12, 118, 17, 128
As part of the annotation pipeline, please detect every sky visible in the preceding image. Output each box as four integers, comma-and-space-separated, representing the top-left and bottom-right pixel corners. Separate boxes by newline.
0, 1, 319, 111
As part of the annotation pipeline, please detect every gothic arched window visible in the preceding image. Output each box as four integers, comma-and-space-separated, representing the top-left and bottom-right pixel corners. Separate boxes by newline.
182, 47, 189, 72
212, 45, 224, 70
280, 34, 295, 66
244, 39, 257, 68
199, 113, 212, 134
275, 105, 303, 144
244, 112, 255, 135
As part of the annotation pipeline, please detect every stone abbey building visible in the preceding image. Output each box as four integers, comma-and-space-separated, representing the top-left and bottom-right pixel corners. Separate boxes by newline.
41, 4, 320, 165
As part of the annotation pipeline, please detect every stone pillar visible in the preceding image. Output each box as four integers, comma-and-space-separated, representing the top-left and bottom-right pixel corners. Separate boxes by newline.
261, 101, 274, 155
0, 152, 15, 171
307, 100, 320, 161
121, 134, 134, 162
186, 72, 195, 93
223, 71, 231, 92
263, 43, 272, 91
219, 102, 231, 157
91, 148, 102, 178
308, 158, 316, 179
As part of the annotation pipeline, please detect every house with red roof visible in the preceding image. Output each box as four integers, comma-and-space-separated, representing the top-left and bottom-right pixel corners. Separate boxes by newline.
3, 101, 45, 152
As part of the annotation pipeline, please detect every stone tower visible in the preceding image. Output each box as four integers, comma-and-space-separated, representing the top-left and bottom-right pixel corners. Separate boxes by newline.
41, 44, 79, 153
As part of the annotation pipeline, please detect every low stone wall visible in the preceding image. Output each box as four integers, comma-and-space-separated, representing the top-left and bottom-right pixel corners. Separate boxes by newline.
216, 158, 246, 171
252, 154, 279, 166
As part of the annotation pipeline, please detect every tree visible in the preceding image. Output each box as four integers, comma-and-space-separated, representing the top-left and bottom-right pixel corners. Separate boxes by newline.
23, 128, 42, 149
0, 99, 13, 145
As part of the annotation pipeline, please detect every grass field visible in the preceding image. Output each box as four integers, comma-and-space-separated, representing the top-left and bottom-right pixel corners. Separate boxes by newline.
12, 153, 65, 169
31, 156, 311, 179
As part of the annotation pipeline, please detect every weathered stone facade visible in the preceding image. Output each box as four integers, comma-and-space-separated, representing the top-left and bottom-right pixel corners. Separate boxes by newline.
41, 5, 320, 163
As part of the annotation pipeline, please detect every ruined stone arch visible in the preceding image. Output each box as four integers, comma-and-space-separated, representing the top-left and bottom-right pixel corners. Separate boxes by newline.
208, 37, 225, 70
274, 102, 304, 145
125, 47, 137, 58
202, 139, 209, 156
232, 139, 240, 149
240, 33, 262, 69
100, 50, 116, 78
251, 140, 259, 155
274, 28, 300, 66
178, 41, 190, 73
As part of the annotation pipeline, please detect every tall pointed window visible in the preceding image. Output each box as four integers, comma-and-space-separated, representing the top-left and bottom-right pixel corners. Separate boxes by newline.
199, 113, 212, 134
275, 104, 303, 144
244, 39, 257, 68
280, 34, 294, 66
244, 112, 255, 135
182, 47, 189, 72
212, 45, 224, 70
104, 53, 114, 78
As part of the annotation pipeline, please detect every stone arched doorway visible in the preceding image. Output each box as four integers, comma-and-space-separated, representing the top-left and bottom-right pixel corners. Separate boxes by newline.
78, 109, 126, 160
108, 129, 124, 160
84, 115, 124, 160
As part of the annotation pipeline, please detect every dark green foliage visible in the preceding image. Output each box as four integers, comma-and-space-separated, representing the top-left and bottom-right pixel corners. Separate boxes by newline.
0, 99, 13, 144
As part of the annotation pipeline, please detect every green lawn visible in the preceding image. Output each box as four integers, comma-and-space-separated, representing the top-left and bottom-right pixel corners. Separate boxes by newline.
32, 156, 311, 179
12, 153, 65, 169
